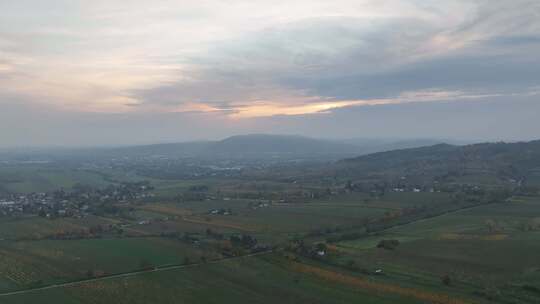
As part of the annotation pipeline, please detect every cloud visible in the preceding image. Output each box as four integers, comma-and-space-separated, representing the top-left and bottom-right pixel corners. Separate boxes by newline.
2, 90, 539, 148
249, 94, 540, 142
133, 15, 455, 109
132, 0, 540, 117
1, 0, 540, 146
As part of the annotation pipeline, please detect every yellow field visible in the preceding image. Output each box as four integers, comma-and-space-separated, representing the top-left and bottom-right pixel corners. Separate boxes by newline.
138, 204, 193, 217
180, 216, 259, 232
290, 262, 471, 304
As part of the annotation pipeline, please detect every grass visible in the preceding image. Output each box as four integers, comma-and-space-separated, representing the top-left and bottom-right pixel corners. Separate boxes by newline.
332, 196, 540, 303
0, 255, 428, 304
0, 216, 119, 240
0, 237, 213, 293
129, 199, 388, 243
0, 166, 111, 193
1, 163, 539, 303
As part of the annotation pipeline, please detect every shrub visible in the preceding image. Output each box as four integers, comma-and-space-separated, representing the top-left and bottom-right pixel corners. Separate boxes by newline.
377, 239, 400, 250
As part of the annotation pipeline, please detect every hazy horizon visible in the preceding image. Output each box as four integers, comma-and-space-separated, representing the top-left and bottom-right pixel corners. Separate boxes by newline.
0, 131, 525, 151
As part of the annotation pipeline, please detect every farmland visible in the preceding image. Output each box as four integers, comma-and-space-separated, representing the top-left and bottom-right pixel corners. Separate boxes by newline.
0, 140, 540, 303
0, 254, 431, 304
2, 189, 538, 303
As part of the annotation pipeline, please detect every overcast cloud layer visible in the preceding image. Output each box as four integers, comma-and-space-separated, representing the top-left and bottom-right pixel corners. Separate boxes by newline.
0, 0, 539, 147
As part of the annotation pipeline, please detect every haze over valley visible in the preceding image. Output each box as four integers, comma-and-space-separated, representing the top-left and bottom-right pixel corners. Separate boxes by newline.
1, 1, 540, 303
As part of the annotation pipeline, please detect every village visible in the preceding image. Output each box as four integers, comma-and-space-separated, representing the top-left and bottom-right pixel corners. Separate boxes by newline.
0, 181, 154, 218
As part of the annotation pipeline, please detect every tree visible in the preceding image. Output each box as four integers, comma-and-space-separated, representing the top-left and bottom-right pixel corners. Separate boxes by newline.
377, 240, 400, 250
345, 180, 353, 191
441, 274, 451, 286
139, 259, 155, 270
315, 243, 327, 252
485, 219, 498, 233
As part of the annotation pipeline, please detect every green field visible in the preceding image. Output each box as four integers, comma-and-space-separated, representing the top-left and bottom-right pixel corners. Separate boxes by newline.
0, 254, 448, 304
334, 197, 540, 303
0, 237, 213, 293
3, 194, 538, 303
0, 166, 112, 194
0, 216, 119, 240
1, 160, 539, 303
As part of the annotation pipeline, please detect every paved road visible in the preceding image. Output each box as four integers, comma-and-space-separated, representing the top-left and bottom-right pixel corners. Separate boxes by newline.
0, 250, 273, 297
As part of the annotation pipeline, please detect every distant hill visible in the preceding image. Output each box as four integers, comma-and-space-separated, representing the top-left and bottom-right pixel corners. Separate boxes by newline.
333, 140, 540, 185
205, 134, 359, 157
145, 135, 452, 159
339, 138, 458, 155
99, 141, 213, 158
120, 135, 451, 159
62, 134, 449, 160
0, 134, 458, 162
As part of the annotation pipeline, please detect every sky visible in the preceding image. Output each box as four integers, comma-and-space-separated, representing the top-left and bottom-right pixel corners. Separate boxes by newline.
0, 0, 539, 147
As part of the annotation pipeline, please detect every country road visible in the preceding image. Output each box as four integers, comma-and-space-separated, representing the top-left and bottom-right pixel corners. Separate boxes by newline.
0, 250, 273, 297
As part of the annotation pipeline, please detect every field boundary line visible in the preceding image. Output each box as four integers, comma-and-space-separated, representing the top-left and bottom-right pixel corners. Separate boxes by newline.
180, 216, 258, 232
0, 250, 273, 297
363, 201, 504, 236
291, 262, 471, 304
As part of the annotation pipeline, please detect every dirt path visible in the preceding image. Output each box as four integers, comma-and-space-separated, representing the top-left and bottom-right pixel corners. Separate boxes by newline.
0, 250, 272, 297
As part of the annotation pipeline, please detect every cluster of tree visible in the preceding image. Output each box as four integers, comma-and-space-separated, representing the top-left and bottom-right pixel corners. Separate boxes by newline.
517, 219, 540, 232
287, 239, 329, 259
441, 274, 451, 286
189, 185, 209, 192
139, 259, 156, 271
326, 231, 366, 243
180, 232, 201, 244
176, 192, 208, 202
47, 224, 123, 240
230, 234, 258, 248
513, 186, 540, 196
219, 234, 269, 257
205, 228, 224, 240
376, 239, 400, 250
86, 269, 107, 278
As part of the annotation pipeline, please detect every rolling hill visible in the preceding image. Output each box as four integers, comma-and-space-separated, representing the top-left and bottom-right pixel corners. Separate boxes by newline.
0, 135, 450, 162
206, 134, 358, 157
105, 135, 452, 160
332, 140, 540, 186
